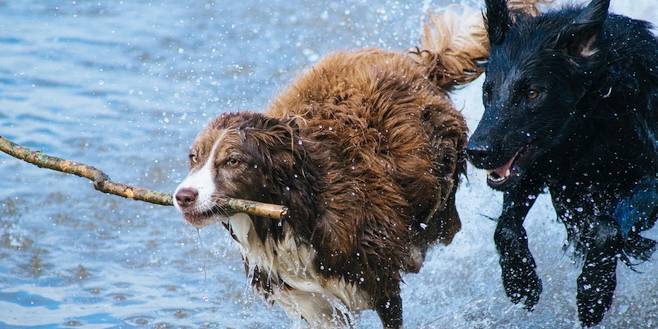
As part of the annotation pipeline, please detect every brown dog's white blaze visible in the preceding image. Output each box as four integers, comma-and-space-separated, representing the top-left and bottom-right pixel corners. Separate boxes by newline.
173, 130, 228, 227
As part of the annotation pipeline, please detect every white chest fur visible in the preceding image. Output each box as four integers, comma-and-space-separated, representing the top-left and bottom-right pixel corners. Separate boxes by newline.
225, 213, 371, 327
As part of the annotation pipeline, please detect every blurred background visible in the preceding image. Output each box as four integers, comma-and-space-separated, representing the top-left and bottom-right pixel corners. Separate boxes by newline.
0, 0, 656, 327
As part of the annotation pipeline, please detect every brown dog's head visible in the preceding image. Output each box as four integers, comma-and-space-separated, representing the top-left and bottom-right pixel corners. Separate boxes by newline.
173, 112, 303, 227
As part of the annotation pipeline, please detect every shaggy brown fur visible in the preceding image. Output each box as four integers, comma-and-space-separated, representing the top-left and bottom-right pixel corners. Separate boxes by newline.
175, 2, 550, 328
206, 46, 468, 328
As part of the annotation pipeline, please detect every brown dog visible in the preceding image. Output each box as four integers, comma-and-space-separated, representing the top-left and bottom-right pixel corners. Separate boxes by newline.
173, 3, 542, 328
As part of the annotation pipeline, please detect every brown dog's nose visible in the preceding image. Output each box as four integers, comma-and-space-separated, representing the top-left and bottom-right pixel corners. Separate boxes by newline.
175, 187, 198, 208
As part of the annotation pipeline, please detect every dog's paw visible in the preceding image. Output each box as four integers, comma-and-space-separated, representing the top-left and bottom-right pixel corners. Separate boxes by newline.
501, 262, 542, 310
576, 262, 617, 327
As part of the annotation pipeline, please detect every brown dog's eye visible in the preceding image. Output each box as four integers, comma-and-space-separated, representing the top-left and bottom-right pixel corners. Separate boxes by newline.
527, 89, 540, 100
189, 153, 197, 164
226, 158, 240, 167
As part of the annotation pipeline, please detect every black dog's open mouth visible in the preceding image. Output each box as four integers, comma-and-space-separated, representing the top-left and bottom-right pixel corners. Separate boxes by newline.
486, 145, 533, 188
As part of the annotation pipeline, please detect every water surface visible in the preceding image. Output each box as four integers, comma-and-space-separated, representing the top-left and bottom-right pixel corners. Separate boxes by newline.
1, 0, 657, 328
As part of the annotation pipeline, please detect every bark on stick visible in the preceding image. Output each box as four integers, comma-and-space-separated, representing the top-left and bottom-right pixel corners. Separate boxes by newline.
0, 136, 287, 220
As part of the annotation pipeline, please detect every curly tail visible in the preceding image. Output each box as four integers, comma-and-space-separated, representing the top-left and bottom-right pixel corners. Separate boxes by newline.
411, 0, 553, 90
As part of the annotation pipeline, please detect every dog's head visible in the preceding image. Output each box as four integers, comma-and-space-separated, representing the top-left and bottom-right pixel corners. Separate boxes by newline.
173, 112, 300, 227
467, 0, 610, 190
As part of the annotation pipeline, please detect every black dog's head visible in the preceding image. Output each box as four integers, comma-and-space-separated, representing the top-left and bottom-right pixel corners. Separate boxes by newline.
467, 0, 610, 190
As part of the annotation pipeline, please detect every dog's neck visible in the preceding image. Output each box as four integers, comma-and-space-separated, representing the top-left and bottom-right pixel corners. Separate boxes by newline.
548, 82, 655, 190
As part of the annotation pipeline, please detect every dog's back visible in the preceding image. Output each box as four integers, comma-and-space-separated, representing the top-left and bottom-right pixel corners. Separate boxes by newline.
267, 48, 467, 276
256, 13, 488, 325
555, 6, 658, 167
599, 13, 658, 164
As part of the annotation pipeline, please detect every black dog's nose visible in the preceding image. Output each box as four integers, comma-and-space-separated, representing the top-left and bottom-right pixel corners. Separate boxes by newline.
465, 141, 493, 168
175, 187, 198, 208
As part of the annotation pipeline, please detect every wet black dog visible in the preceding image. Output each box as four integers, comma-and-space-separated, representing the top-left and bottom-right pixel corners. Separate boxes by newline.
467, 0, 658, 326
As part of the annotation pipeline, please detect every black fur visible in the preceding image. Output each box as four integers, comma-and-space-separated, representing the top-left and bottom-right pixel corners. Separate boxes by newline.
468, 0, 658, 326
484, 0, 512, 45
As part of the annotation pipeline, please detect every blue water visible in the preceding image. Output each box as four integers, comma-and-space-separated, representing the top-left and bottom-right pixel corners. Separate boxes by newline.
1, 0, 657, 328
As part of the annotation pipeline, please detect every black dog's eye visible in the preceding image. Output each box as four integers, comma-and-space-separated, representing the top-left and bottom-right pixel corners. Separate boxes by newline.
527, 88, 540, 100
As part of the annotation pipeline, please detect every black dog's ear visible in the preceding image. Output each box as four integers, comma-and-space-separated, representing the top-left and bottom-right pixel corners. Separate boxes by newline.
554, 0, 610, 58
484, 0, 511, 45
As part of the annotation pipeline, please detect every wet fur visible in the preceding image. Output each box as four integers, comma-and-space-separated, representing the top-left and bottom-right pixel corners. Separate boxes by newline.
203, 49, 468, 328
469, 0, 658, 326
176, 2, 553, 326
175, 5, 500, 325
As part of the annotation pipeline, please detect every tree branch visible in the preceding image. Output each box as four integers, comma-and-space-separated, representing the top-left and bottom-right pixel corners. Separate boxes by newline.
0, 136, 287, 220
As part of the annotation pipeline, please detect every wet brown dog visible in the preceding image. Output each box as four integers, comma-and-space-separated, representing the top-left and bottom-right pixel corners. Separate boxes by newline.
172, 4, 537, 328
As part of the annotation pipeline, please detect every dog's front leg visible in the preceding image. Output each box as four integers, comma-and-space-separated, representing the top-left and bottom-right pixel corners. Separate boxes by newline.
375, 290, 403, 329
495, 187, 542, 310
577, 215, 622, 327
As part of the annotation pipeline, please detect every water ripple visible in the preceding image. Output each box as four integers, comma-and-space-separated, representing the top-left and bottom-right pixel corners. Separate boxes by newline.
0, 0, 657, 328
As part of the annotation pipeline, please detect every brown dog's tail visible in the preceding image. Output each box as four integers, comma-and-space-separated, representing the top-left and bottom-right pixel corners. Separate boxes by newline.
411, 5, 488, 90
507, 0, 555, 17
411, 1, 553, 90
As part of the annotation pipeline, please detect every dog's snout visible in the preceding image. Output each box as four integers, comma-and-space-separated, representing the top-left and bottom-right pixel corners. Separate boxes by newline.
175, 187, 199, 208
466, 141, 494, 168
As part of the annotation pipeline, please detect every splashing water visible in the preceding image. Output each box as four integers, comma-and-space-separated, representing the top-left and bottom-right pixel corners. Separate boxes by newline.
0, 0, 657, 328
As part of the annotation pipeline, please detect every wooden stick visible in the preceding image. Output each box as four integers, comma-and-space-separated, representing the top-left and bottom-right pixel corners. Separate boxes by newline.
0, 136, 287, 220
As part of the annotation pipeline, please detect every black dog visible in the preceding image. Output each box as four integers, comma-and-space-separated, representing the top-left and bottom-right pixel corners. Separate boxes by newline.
466, 0, 658, 326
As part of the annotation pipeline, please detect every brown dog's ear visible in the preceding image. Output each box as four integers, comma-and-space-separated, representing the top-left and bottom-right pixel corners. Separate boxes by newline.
241, 113, 299, 153
554, 0, 610, 58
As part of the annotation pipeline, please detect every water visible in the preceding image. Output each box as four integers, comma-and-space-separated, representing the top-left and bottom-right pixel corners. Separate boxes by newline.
0, 0, 656, 328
